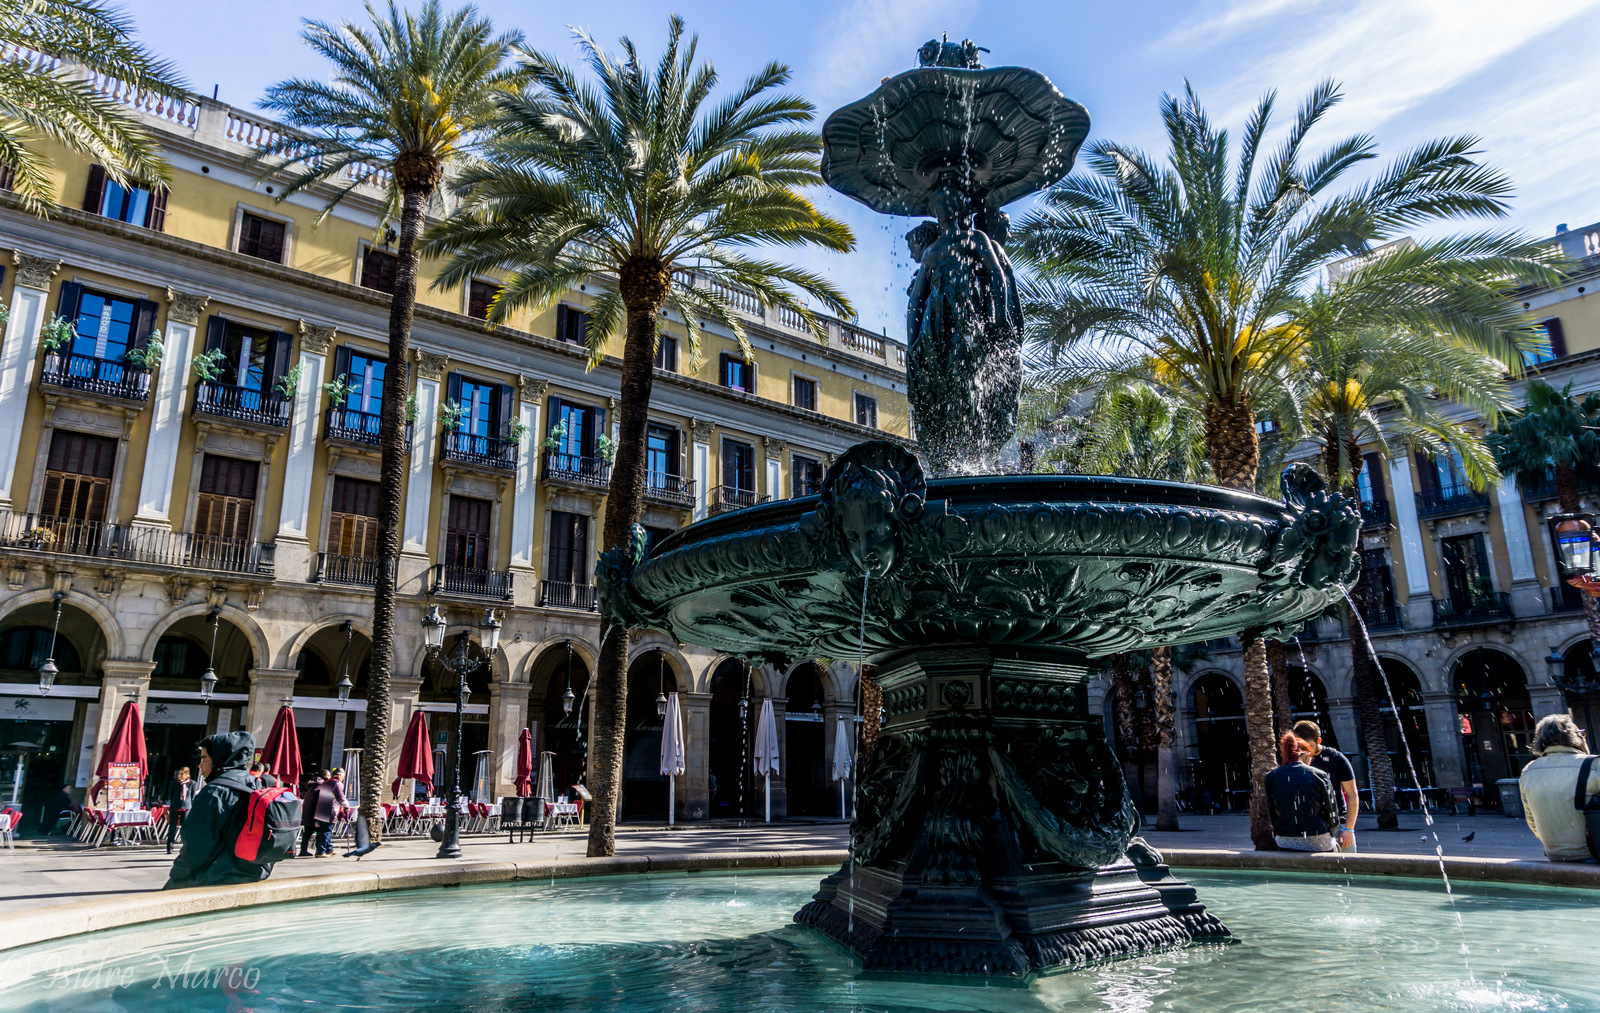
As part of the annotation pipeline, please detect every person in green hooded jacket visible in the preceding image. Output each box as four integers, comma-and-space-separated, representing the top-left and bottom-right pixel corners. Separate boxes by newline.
164, 731, 273, 889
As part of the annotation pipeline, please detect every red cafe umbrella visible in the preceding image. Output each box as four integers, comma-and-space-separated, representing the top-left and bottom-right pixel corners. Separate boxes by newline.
91, 699, 147, 802
514, 728, 534, 797
260, 704, 303, 788
390, 710, 434, 798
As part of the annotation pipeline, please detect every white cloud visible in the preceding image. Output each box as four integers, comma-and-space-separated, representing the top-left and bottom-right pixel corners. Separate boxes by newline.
799, 0, 977, 108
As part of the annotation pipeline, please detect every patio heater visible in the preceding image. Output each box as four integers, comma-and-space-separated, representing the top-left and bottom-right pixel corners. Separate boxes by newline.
422, 605, 501, 859
37, 590, 65, 695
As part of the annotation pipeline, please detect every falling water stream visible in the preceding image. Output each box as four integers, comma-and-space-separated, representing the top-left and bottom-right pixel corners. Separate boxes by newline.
1338, 583, 1475, 984
848, 568, 871, 936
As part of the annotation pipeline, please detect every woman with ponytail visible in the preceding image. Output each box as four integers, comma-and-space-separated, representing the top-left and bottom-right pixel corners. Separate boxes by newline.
1264, 732, 1342, 852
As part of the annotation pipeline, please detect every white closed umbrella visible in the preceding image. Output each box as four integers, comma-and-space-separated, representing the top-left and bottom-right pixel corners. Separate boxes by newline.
753, 698, 780, 823
660, 693, 685, 826
832, 716, 853, 818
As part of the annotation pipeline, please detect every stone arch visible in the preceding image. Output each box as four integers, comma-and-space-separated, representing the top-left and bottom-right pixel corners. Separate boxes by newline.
0, 587, 124, 661
626, 638, 692, 691
140, 602, 269, 668
281, 614, 374, 668
822, 661, 859, 706
699, 654, 773, 698
516, 634, 600, 692
405, 627, 512, 687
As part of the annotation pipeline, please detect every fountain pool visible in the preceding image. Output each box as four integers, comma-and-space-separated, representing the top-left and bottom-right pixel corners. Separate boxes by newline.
0, 868, 1591, 1011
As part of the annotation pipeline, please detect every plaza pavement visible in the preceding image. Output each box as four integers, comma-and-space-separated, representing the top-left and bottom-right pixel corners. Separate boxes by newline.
0, 810, 1562, 918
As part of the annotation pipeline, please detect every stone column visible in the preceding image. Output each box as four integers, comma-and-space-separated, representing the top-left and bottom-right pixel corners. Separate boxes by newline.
486, 680, 528, 801
0, 253, 62, 509
1388, 457, 1432, 623
1494, 476, 1543, 616
508, 377, 545, 608
1421, 690, 1467, 789
681, 690, 711, 819
386, 674, 424, 802
1324, 697, 1364, 784
764, 436, 785, 502
690, 419, 712, 521
400, 351, 446, 594
245, 667, 299, 745
274, 322, 332, 579
133, 288, 208, 528
87, 661, 154, 797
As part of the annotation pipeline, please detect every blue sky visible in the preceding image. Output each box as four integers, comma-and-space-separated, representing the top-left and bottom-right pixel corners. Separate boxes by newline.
124, 0, 1600, 335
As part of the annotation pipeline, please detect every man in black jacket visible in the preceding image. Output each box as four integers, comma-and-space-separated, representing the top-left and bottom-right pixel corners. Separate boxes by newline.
1264, 732, 1342, 852
164, 731, 270, 888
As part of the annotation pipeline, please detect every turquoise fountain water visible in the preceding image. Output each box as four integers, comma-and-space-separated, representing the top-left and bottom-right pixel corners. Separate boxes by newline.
0, 870, 1591, 1011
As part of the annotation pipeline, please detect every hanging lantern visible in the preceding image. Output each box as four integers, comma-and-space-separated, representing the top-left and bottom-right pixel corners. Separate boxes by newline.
38, 658, 58, 695
738, 696, 749, 721
812, 700, 822, 720
336, 672, 354, 705
655, 653, 668, 717
562, 685, 576, 715
200, 666, 219, 702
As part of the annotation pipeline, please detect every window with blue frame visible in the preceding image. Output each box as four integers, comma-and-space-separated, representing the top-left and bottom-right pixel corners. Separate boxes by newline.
646, 424, 676, 478
719, 353, 752, 392
458, 380, 496, 438
345, 353, 387, 414
81, 165, 167, 230
50, 283, 160, 390
556, 402, 593, 457
71, 290, 137, 361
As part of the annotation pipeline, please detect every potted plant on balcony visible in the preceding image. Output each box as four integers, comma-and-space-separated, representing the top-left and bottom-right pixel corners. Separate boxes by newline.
191, 347, 227, 383
596, 434, 616, 465
124, 332, 163, 394
21, 527, 55, 551
540, 420, 567, 454
507, 417, 529, 442
322, 373, 354, 409
272, 364, 304, 407
38, 314, 76, 376
437, 400, 467, 432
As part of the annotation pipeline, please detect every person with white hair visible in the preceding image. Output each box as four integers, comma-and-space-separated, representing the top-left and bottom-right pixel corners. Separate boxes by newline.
1518, 714, 1599, 861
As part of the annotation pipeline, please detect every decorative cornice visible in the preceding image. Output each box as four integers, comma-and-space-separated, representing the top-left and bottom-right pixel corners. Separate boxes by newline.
164, 287, 209, 325
297, 319, 337, 355
11, 251, 62, 289
518, 374, 548, 404
413, 348, 449, 380
689, 418, 714, 442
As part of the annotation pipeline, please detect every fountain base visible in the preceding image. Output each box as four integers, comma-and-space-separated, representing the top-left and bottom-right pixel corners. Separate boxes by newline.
792, 645, 1229, 978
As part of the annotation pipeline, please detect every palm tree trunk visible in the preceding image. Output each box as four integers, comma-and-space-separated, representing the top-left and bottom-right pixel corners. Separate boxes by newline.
586, 263, 668, 858
1151, 645, 1180, 831
361, 180, 432, 841
1203, 396, 1277, 849
1267, 638, 1292, 739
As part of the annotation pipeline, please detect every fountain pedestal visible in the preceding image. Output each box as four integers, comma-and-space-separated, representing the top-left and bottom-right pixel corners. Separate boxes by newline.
793, 645, 1225, 977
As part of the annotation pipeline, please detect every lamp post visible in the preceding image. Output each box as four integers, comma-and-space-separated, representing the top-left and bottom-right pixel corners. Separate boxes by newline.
200, 606, 221, 703
1547, 646, 1596, 746
38, 590, 65, 695
422, 606, 501, 859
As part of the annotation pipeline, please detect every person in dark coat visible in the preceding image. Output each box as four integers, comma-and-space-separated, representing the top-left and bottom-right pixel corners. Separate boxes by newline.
1264, 732, 1341, 852
164, 731, 270, 888
165, 766, 197, 855
313, 768, 349, 857
298, 770, 325, 857
250, 762, 278, 788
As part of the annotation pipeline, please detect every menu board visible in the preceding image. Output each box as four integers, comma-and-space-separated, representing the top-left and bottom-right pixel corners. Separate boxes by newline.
105, 762, 143, 812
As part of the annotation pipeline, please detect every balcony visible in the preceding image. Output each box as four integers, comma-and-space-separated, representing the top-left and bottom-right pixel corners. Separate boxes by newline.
441, 430, 516, 471
314, 552, 378, 587
1432, 591, 1513, 629
1362, 603, 1403, 631
1359, 498, 1392, 530
542, 450, 610, 490
1414, 484, 1490, 520
193, 381, 291, 429
643, 471, 695, 509
708, 485, 770, 516
540, 579, 597, 611
1522, 470, 1600, 503
39, 353, 152, 404
1549, 583, 1588, 613
324, 406, 412, 451
0, 510, 274, 575
430, 564, 514, 601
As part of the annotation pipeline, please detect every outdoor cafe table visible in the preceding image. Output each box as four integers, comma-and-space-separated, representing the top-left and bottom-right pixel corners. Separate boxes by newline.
103, 808, 151, 825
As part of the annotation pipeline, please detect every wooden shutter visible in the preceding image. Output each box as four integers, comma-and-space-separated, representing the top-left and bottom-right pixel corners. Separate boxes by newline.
195, 455, 259, 541
204, 315, 227, 353
41, 431, 117, 524
332, 344, 352, 385
0, 162, 15, 191
81, 165, 106, 214
1543, 318, 1568, 359
1413, 452, 1440, 496
445, 371, 462, 409
54, 281, 82, 320
495, 384, 515, 439
1362, 452, 1387, 501
146, 185, 169, 232
131, 299, 160, 350
446, 496, 492, 570
592, 404, 606, 457
327, 476, 380, 556
266, 330, 295, 384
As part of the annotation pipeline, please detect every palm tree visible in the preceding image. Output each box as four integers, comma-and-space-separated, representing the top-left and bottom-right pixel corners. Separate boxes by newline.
423, 17, 854, 857
0, 0, 183, 213
1020, 81, 1558, 848
1280, 313, 1517, 829
1489, 380, 1600, 647
255, 0, 525, 840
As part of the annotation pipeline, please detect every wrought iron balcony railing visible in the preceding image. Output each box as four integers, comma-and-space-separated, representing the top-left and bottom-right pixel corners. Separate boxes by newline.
1359, 498, 1392, 530
0, 511, 113, 556
643, 471, 695, 508
1414, 484, 1490, 520
1522, 470, 1600, 503
314, 552, 378, 587
0, 510, 274, 574
39, 353, 152, 403
441, 430, 516, 471
1362, 602, 1402, 631
1432, 591, 1512, 628
708, 485, 769, 516
1549, 583, 1588, 613
540, 579, 597, 611
541, 450, 610, 489
430, 563, 514, 601
193, 381, 291, 428
324, 406, 412, 450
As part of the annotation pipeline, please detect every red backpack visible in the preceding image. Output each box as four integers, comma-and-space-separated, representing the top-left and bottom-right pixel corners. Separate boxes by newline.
233, 785, 302, 865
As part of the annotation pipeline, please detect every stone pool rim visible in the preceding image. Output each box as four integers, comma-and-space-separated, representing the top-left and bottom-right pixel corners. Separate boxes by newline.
2, 848, 1596, 955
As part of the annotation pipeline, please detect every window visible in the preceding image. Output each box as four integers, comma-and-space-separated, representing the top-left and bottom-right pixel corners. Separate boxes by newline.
0, 162, 15, 191
792, 375, 818, 412
360, 246, 398, 294
556, 304, 590, 345
1527, 318, 1567, 365
1441, 533, 1492, 610
332, 348, 387, 417
202, 317, 293, 395
642, 525, 672, 555
792, 455, 823, 497
646, 424, 678, 479
152, 637, 206, 680
720, 354, 753, 392
56, 284, 158, 363
195, 455, 259, 541
327, 476, 380, 558
547, 510, 589, 584
0, 626, 81, 673
40, 431, 116, 524
82, 165, 167, 230
1356, 452, 1386, 507
468, 279, 501, 320
722, 440, 755, 492
445, 496, 493, 571
854, 393, 878, 428
238, 212, 287, 263
1362, 549, 1396, 611
654, 335, 678, 372
456, 380, 497, 437
551, 400, 597, 459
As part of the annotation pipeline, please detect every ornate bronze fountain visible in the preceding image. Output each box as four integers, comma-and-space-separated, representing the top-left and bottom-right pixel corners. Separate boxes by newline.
601, 40, 1361, 980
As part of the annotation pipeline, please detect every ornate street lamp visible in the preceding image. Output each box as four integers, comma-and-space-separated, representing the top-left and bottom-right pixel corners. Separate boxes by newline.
334, 620, 355, 706
423, 607, 502, 859
1546, 645, 1596, 743
38, 591, 65, 695
1554, 514, 1595, 575
655, 653, 668, 719
200, 605, 222, 703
